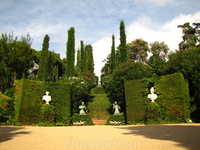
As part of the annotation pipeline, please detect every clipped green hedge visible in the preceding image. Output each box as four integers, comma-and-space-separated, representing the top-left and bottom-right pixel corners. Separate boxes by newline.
106, 114, 125, 125
156, 73, 190, 123
72, 114, 93, 125
15, 79, 71, 125
125, 73, 190, 124
124, 79, 149, 124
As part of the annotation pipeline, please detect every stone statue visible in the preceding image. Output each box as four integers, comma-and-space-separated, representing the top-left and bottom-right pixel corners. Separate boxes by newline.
113, 101, 120, 115
79, 102, 87, 115
148, 87, 158, 103
42, 91, 51, 104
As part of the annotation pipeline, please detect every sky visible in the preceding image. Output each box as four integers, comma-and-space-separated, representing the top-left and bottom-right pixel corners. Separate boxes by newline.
0, 0, 200, 78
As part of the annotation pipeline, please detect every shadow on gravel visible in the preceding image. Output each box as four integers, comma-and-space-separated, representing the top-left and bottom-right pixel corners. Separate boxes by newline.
0, 126, 31, 143
118, 124, 200, 150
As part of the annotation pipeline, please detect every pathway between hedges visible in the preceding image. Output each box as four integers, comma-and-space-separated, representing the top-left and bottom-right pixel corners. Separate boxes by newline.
87, 86, 111, 125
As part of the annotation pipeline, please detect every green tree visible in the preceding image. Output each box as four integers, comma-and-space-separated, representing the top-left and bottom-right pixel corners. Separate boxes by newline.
119, 20, 127, 63
80, 40, 86, 73
178, 22, 198, 50
85, 44, 94, 73
102, 61, 152, 112
66, 27, 75, 78
110, 35, 116, 73
164, 47, 200, 122
148, 41, 169, 76
38, 34, 50, 81
127, 38, 149, 63
76, 49, 82, 76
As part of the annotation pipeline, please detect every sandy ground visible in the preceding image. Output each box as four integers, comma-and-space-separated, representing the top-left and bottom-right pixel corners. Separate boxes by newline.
0, 124, 200, 150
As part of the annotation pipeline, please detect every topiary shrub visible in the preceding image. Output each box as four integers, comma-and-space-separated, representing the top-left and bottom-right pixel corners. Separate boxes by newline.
38, 104, 56, 126
145, 102, 162, 125
72, 114, 93, 125
106, 114, 125, 125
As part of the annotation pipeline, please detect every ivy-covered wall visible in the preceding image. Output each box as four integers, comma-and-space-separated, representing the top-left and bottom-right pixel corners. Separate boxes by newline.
125, 73, 190, 124
15, 79, 71, 125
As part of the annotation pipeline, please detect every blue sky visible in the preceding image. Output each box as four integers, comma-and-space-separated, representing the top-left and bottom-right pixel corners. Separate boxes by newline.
0, 0, 200, 77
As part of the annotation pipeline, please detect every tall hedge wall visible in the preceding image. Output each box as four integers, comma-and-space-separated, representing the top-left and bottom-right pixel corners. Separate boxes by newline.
156, 73, 190, 123
125, 73, 190, 124
15, 79, 71, 125
124, 79, 149, 124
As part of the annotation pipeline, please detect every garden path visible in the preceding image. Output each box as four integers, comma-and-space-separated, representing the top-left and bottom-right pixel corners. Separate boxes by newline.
87, 86, 111, 125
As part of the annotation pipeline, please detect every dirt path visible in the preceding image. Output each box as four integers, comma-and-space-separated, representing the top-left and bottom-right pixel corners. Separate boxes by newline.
0, 124, 200, 150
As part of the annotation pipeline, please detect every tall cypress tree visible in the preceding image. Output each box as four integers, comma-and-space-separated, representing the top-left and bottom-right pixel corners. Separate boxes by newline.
110, 34, 116, 73
85, 44, 94, 73
66, 27, 75, 77
38, 34, 50, 81
76, 49, 82, 76
80, 40, 86, 73
119, 20, 127, 63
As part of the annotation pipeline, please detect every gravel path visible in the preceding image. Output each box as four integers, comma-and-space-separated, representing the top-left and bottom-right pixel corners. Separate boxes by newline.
0, 124, 200, 150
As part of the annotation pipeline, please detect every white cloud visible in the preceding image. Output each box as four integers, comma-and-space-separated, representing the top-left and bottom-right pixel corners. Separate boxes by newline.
135, 0, 172, 6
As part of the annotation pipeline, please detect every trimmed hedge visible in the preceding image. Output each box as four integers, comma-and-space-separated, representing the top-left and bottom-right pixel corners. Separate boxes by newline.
124, 79, 149, 124
72, 114, 93, 125
156, 73, 190, 123
106, 114, 125, 125
125, 73, 190, 124
15, 79, 71, 125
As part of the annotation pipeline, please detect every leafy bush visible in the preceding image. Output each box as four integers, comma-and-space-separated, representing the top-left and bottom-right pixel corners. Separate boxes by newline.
59, 76, 92, 114
72, 114, 93, 125
102, 61, 152, 113
106, 114, 125, 125
39, 104, 56, 125
145, 103, 162, 125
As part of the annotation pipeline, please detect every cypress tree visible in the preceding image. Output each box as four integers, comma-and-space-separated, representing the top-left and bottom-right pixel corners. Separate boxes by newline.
76, 49, 82, 76
85, 44, 94, 73
119, 20, 127, 63
38, 34, 50, 81
110, 34, 116, 73
80, 40, 86, 73
66, 27, 75, 77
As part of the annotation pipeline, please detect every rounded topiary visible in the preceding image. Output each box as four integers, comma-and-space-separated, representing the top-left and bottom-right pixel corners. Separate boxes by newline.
145, 102, 162, 125
39, 104, 56, 125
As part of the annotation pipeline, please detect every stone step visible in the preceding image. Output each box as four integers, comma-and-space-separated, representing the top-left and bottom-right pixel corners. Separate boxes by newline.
92, 118, 107, 125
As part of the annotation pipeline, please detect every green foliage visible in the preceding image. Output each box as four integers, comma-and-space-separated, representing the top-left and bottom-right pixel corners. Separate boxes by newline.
125, 73, 190, 124
127, 38, 149, 63
110, 35, 116, 73
145, 103, 162, 125
80, 40, 87, 73
165, 48, 200, 122
103, 61, 152, 113
87, 87, 111, 119
66, 27, 75, 78
148, 41, 169, 76
85, 44, 94, 73
15, 79, 71, 125
37, 34, 50, 81
178, 22, 199, 50
106, 114, 125, 125
124, 79, 149, 124
72, 114, 93, 125
156, 73, 190, 123
39, 104, 56, 125
59, 76, 90, 114
0, 32, 35, 91
119, 20, 128, 63
0, 94, 13, 123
